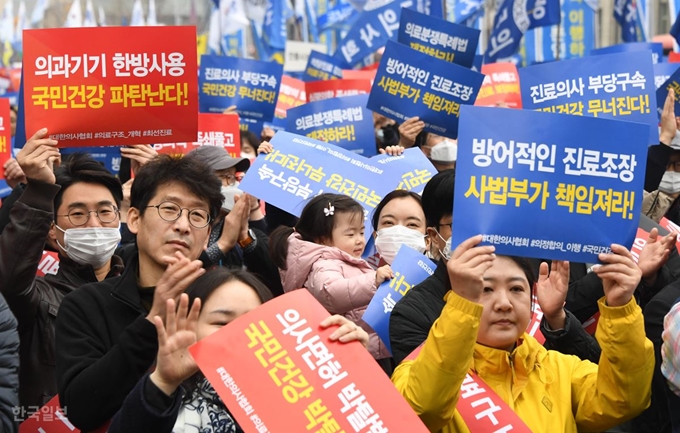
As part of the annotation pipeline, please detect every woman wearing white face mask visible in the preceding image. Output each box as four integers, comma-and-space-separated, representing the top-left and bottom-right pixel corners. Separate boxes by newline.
644, 89, 680, 224
420, 133, 457, 172
371, 190, 429, 265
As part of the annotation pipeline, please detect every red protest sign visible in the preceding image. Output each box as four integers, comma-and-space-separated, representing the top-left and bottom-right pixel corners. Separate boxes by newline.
19, 395, 110, 433
190, 290, 429, 433
474, 63, 522, 109
275, 75, 306, 120
153, 113, 241, 158
305, 79, 372, 102
36, 251, 60, 277
23, 26, 198, 148
670, 52, 680, 63
342, 69, 377, 85
0, 98, 11, 179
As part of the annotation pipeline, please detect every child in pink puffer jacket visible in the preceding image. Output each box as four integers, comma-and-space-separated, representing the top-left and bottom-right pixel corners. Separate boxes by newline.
269, 193, 393, 365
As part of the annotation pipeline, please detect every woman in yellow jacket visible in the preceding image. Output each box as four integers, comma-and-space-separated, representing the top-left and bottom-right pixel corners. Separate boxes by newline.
392, 235, 655, 433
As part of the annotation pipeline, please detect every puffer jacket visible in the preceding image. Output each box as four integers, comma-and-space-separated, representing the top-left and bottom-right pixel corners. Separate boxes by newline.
0, 292, 19, 433
392, 290, 655, 433
280, 232, 389, 359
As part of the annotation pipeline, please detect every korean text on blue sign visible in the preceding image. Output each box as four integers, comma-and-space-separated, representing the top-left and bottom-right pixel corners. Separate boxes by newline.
302, 51, 344, 82
590, 42, 663, 65
332, 0, 414, 68
398, 7, 479, 68
286, 94, 377, 156
367, 40, 484, 139
371, 148, 436, 194
363, 245, 435, 354
657, 68, 680, 117
519, 50, 658, 144
654, 63, 680, 90
199, 55, 283, 122
239, 131, 398, 220
452, 105, 649, 263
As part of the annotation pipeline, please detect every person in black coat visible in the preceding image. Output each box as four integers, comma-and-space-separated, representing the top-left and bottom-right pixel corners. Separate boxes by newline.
0, 292, 19, 433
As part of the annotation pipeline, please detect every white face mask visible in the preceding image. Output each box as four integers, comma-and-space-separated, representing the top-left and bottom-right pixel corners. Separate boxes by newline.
429, 140, 458, 163
374, 225, 427, 264
56, 225, 121, 269
660, 171, 680, 194
221, 183, 243, 211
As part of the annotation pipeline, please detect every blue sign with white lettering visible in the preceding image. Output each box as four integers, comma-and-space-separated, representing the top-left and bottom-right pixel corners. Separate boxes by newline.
363, 245, 435, 354
367, 40, 484, 139
520, 50, 658, 144
591, 42, 663, 64
302, 51, 345, 82
452, 105, 649, 263
286, 94, 377, 156
397, 7, 480, 68
198, 55, 283, 122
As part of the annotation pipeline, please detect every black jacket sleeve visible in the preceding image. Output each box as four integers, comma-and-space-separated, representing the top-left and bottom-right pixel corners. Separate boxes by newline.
564, 271, 604, 324
55, 292, 158, 431
0, 293, 19, 433
107, 374, 181, 433
0, 181, 60, 331
540, 308, 601, 363
646, 144, 673, 193
0, 184, 25, 236
389, 290, 439, 365
242, 229, 283, 297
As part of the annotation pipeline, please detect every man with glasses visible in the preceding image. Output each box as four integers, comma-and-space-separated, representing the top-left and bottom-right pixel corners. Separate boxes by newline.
0, 129, 124, 411
55, 154, 223, 431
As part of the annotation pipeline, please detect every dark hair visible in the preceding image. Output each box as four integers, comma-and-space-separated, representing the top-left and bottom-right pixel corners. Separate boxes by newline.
181, 268, 272, 401
269, 193, 364, 270
371, 189, 423, 231
503, 256, 536, 290
422, 169, 455, 228
242, 131, 259, 153
54, 153, 123, 213
185, 268, 274, 307
130, 154, 223, 221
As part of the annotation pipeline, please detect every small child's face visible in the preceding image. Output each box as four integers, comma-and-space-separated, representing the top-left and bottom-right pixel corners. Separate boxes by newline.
330, 212, 366, 258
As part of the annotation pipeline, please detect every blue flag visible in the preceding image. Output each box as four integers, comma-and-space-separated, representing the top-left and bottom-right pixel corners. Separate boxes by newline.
363, 245, 435, 354
453, 0, 484, 24
318, 3, 358, 31
613, 0, 644, 42
520, 50, 658, 144
367, 40, 485, 139
285, 94, 377, 156
263, 0, 293, 50
452, 105, 649, 263
397, 7, 480, 68
199, 55, 283, 122
485, 0, 560, 63
332, 0, 414, 68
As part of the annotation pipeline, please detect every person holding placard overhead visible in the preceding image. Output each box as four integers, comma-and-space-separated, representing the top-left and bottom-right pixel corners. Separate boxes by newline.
391, 235, 654, 433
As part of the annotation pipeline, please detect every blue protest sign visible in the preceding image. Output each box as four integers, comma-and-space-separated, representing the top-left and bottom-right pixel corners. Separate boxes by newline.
286, 94, 376, 156
520, 50, 658, 144
656, 68, 680, 117
240, 117, 264, 138
452, 105, 649, 263
60, 147, 122, 175
302, 51, 344, 82
332, 0, 414, 68
363, 245, 435, 354
367, 40, 484, 139
318, 3, 358, 31
371, 147, 436, 194
654, 63, 680, 89
472, 54, 483, 72
397, 8, 480, 68
239, 131, 402, 222
591, 42, 663, 64
198, 55, 283, 122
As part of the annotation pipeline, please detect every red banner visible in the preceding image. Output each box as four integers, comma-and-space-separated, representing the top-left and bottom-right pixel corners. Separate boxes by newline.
190, 290, 428, 433
23, 26, 198, 148
153, 113, 241, 158
474, 63, 522, 109
670, 52, 680, 63
36, 251, 60, 277
0, 98, 10, 179
274, 75, 306, 120
342, 69, 377, 84
18, 395, 110, 433
305, 79, 372, 103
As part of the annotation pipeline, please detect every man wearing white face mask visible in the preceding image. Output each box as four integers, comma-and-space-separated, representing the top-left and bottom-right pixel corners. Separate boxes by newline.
420, 133, 457, 172
0, 129, 124, 411
185, 146, 284, 297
